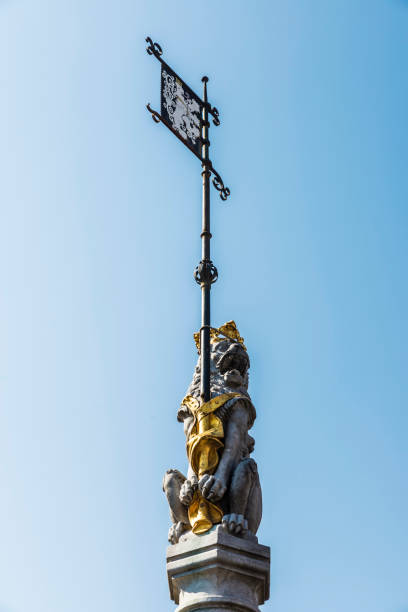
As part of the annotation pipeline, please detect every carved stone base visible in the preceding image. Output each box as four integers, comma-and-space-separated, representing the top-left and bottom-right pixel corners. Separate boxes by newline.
166, 525, 270, 612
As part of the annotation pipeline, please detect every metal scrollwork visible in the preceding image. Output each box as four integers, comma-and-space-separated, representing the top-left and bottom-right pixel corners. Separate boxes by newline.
145, 36, 163, 57
146, 103, 161, 123
194, 260, 218, 285
210, 166, 230, 201
211, 106, 220, 126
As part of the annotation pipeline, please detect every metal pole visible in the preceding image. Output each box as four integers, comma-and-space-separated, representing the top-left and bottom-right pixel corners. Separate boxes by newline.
200, 76, 211, 403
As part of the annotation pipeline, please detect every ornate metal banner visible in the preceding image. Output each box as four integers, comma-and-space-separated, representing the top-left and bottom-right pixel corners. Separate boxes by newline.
161, 64, 202, 159
145, 36, 229, 200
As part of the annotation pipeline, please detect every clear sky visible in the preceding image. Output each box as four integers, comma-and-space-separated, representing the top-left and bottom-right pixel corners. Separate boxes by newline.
1, 1, 407, 611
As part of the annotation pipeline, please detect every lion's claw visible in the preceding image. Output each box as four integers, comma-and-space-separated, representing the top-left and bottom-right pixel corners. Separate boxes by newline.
168, 521, 188, 544
222, 513, 248, 536
199, 474, 227, 502
179, 479, 196, 506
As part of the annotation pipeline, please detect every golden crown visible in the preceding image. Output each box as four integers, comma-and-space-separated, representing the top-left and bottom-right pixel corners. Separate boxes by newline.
193, 320, 246, 352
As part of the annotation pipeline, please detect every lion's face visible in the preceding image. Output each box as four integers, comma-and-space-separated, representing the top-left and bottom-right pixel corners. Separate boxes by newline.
213, 340, 249, 389
187, 338, 250, 399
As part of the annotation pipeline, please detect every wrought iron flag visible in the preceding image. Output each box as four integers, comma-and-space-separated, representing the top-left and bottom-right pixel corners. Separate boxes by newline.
146, 36, 230, 404
146, 37, 229, 201
161, 64, 202, 158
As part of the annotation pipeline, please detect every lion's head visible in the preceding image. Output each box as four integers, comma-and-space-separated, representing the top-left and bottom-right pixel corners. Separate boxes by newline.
186, 321, 251, 401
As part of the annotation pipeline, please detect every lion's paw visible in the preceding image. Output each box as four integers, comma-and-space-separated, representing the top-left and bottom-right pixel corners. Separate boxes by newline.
168, 522, 188, 545
222, 513, 248, 536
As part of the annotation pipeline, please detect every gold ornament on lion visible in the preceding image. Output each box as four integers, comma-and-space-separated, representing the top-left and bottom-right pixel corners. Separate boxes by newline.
182, 392, 241, 534
193, 320, 246, 353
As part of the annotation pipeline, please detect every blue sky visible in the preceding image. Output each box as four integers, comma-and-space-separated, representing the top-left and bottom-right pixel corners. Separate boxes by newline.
0, 1, 407, 611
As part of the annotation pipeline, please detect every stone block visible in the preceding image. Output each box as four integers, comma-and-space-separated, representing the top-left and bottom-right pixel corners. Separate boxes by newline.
166, 526, 270, 611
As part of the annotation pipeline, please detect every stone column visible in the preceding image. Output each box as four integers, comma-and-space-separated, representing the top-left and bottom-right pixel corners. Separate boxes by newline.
166, 525, 270, 612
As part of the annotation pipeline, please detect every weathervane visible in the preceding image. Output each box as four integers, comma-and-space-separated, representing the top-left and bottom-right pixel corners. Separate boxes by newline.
145, 35, 229, 404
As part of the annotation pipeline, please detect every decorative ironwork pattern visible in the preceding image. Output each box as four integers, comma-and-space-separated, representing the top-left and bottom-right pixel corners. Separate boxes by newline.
146, 103, 161, 123
211, 106, 220, 126
210, 165, 230, 201
145, 36, 163, 57
194, 260, 218, 285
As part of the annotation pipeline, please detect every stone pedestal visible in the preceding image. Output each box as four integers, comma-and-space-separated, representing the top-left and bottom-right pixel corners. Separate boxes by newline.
166, 526, 270, 612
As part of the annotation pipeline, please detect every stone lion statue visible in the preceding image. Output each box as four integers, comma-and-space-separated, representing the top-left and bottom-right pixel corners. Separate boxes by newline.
163, 321, 262, 544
